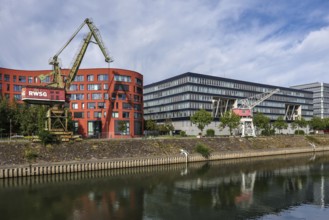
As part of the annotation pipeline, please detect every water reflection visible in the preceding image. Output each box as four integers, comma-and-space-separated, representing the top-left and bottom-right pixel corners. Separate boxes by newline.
1, 152, 329, 220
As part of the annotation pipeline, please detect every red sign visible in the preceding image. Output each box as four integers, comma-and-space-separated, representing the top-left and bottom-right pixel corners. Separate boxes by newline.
22, 87, 65, 104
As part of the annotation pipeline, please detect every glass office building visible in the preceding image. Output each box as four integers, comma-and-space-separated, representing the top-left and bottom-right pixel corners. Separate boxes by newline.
144, 72, 313, 135
292, 82, 329, 119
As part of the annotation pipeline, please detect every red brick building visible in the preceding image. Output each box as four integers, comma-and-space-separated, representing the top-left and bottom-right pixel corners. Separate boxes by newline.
0, 67, 143, 138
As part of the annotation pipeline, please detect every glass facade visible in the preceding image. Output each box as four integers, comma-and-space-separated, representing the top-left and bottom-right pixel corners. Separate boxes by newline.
292, 82, 329, 119
144, 72, 313, 121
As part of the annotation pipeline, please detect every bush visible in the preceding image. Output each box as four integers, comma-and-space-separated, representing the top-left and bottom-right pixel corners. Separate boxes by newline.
24, 148, 39, 161
180, 131, 187, 137
206, 129, 215, 137
294, 130, 305, 135
195, 143, 211, 159
38, 130, 57, 145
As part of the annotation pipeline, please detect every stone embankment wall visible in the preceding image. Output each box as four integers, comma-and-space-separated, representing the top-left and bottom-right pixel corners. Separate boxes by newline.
1, 145, 328, 179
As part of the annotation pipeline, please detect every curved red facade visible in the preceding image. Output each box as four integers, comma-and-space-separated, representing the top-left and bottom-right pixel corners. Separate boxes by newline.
0, 67, 144, 138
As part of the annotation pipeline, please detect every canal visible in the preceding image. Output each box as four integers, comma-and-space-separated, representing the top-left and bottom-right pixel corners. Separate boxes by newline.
1, 152, 329, 220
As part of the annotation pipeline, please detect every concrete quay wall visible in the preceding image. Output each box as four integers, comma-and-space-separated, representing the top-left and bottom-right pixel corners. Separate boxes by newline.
1, 146, 328, 179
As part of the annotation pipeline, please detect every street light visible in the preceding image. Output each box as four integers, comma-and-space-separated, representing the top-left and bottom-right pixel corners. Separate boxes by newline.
180, 149, 189, 164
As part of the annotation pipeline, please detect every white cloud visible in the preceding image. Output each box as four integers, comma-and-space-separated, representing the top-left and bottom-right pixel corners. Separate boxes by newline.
0, 0, 329, 87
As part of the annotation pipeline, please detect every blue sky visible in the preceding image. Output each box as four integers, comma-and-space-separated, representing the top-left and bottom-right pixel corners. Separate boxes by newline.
0, 0, 329, 86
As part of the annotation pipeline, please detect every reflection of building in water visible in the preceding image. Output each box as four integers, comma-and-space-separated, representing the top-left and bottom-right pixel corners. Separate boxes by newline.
71, 188, 144, 220
142, 163, 329, 220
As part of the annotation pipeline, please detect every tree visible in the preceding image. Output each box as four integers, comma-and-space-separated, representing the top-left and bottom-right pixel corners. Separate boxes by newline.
145, 119, 158, 131
292, 117, 307, 135
219, 111, 240, 136
190, 109, 213, 134
309, 116, 325, 131
273, 116, 288, 134
253, 113, 273, 135
118, 121, 128, 135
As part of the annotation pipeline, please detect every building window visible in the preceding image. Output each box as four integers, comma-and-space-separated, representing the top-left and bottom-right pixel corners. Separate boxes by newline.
74, 75, 84, 82
5, 94, 10, 99
13, 85, 22, 92
70, 94, 84, 100
87, 84, 101, 90
80, 84, 84, 90
123, 112, 130, 118
14, 94, 21, 100
0, 73, 2, 81
28, 76, 33, 83
91, 93, 102, 100
69, 84, 78, 91
73, 112, 84, 118
72, 103, 78, 109
134, 112, 142, 119
111, 93, 116, 100
87, 112, 90, 118
118, 93, 126, 100
4, 74, 9, 82
104, 93, 109, 100
41, 76, 50, 83
0, 84, 2, 90
98, 74, 108, 81
112, 112, 119, 118
19, 76, 26, 83
13, 76, 16, 82
115, 120, 130, 135
114, 84, 129, 91
123, 102, 132, 109
134, 104, 141, 111
94, 111, 102, 118
88, 102, 96, 109
103, 83, 109, 90
87, 75, 94, 82
135, 78, 142, 86
114, 74, 131, 82
134, 95, 140, 102
6, 84, 10, 91
136, 87, 142, 94
98, 102, 105, 109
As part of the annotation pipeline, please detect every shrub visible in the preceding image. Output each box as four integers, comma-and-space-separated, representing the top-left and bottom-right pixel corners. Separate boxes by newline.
38, 130, 57, 145
180, 131, 187, 137
305, 135, 321, 144
195, 143, 211, 159
24, 148, 39, 161
294, 130, 305, 135
206, 129, 215, 137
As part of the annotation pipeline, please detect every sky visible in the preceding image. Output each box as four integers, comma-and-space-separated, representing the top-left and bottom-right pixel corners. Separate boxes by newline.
1, 0, 329, 86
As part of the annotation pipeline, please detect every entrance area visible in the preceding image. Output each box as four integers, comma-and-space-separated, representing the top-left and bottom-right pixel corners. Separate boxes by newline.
88, 121, 102, 138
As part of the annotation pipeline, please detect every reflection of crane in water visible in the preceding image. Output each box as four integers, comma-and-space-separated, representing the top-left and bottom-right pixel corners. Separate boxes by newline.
235, 171, 257, 207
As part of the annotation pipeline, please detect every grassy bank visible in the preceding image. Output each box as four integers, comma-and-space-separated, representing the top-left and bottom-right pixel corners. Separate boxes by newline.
1, 135, 329, 166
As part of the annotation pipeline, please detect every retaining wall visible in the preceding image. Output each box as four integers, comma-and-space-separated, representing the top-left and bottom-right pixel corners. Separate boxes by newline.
1, 146, 328, 179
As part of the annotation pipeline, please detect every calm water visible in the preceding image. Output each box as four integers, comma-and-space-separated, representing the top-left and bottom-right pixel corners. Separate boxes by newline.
1, 153, 329, 220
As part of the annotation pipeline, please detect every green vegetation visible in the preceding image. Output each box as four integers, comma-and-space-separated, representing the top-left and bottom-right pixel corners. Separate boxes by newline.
24, 148, 39, 161
206, 129, 215, 137
253, 113, 274, 136
292, 117, 307, 135
190, 109, 213, 135
219, 111, 240, 136
180, 130, 187, 137
305, 135, 321, 144
38, 130, 57, 145
195, 143, 212, 159
273, 116, 288, 134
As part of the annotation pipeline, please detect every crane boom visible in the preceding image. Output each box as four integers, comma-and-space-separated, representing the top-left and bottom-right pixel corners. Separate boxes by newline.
237, 89, 280, 109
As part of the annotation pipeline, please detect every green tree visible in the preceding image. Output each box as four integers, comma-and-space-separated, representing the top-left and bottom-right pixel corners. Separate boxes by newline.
190, 109, 213, 134
292, 117, 307, 135
253, 113, 273, 135
219, 111, 240, 136
309, 116, 325, 131
145, 119, 158, 131
118, 121, 128, 135
273, 116, 288, 134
